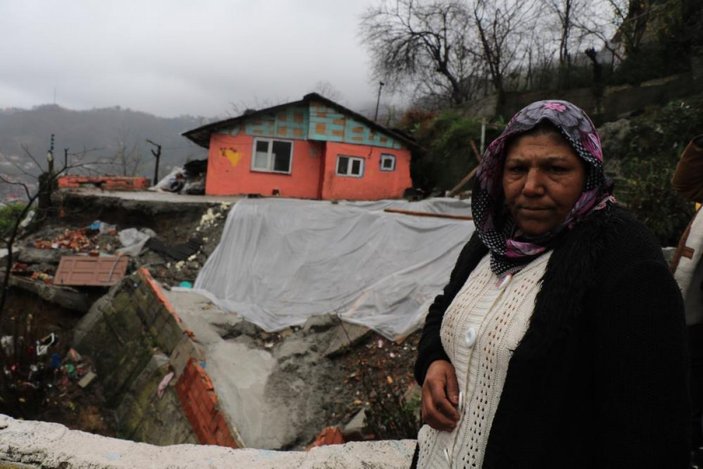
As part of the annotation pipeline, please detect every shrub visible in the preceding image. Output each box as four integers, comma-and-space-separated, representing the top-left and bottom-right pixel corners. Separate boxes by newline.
407, 110, 501, 193
0, 202, 27, 245
605, 96, 703, 245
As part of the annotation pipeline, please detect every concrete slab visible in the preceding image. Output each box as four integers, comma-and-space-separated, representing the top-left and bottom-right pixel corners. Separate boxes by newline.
164, 290, 289, 448
59, 188, 241, 204
0, 414, 415, 468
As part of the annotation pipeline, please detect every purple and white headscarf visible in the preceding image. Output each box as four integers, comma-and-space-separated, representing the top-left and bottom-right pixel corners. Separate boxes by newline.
472, 100, 614, 275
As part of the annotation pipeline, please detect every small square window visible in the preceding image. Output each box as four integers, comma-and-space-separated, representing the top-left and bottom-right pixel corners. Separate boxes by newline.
336, 155, 364, 177
380, 154, 396, 171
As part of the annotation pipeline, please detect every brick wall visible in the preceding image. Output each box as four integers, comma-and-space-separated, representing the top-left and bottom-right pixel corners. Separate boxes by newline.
58, 176, 150, 191
176, 359, 239, 448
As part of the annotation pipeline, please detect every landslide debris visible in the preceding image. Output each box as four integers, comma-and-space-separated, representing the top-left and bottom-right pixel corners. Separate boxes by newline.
2, 193, 421, 445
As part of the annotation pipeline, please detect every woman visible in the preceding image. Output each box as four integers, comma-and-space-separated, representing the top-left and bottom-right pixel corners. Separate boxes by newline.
413, 100, 689, 468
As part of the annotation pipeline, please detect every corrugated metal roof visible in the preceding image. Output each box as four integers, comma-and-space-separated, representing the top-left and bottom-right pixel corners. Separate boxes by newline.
54, 256, 129, 286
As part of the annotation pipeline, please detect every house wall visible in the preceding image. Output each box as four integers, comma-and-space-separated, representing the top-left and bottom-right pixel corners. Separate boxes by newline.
307, 101, 405, 150
320, 142, 413, 200
205, 133, 322, 198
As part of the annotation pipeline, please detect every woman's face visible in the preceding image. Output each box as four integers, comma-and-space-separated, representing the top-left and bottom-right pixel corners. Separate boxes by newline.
502, 132, 586, 237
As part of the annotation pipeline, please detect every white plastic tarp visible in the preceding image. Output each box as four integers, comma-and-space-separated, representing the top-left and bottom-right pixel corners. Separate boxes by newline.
193, 198, 474, 340
338, 197, 471, 216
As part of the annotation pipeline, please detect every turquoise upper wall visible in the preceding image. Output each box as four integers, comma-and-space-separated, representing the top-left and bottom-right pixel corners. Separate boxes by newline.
221, 101, 405, 150
307, 101, 403, 150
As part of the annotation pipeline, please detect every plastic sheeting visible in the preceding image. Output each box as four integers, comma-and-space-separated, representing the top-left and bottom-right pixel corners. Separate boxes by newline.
192, 198, 474, 340
338, 197, 471, 216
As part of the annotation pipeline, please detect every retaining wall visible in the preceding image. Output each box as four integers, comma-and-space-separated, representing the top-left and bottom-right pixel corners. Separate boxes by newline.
72, 268, 241, 447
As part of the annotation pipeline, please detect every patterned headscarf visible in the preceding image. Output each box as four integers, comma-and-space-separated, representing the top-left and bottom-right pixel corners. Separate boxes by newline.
472, 100, 614, 276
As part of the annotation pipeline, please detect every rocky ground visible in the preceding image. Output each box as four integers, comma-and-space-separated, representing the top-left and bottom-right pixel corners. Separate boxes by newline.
1, 192, 422, 446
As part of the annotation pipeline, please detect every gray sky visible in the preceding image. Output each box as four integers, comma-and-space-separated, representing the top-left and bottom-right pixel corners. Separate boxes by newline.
0, 0, 385, 118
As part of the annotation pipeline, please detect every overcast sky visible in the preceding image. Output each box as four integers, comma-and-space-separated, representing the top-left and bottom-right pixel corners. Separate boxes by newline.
0, 0, 387, 118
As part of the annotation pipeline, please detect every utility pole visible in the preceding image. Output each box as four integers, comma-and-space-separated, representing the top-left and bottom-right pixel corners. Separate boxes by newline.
47, 134, 55, 176
38, 134, 56, 213
64, 148, 69, 170
146, 139, 162, 186
374, 81, 385, 121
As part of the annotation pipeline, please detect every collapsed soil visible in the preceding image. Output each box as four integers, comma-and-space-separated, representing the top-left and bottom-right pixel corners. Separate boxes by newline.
1, 194, 422, 444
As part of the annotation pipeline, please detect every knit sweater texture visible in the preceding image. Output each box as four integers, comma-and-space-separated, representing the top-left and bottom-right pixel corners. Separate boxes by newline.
419, 253, 551, 467
414, 205, 690, 468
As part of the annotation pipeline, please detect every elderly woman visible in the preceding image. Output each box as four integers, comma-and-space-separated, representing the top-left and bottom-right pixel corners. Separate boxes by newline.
413, 100, 689, 468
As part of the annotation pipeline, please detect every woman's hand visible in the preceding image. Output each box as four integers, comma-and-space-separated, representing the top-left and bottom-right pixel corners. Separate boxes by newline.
421, 359, 460, 431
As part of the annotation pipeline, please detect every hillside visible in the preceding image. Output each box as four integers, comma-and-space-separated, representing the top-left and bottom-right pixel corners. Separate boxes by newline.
0, 105, 212, 200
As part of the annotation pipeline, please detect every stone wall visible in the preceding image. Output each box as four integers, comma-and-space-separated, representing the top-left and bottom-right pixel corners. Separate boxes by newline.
502, 73, 701, 121
72, 268, 241, 447
465, 70, 703, 122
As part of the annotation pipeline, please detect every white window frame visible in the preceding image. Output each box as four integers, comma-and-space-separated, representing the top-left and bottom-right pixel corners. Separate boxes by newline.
251, 138, 293, 174
380, 153, 396, 172
336, 155, 364, 178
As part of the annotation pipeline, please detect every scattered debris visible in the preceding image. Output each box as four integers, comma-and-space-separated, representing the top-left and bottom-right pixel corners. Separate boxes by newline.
146, 237, 201, 261
157, 371, 175, 398
78, 370, 97, 388
309, 426, 345, 448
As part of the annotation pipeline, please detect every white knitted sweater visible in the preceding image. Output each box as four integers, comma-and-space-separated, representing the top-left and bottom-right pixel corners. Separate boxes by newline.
417, 252, 552, 468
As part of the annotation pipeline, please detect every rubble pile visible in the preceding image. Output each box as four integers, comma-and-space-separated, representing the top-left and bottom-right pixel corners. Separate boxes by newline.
1, 195, 422, 449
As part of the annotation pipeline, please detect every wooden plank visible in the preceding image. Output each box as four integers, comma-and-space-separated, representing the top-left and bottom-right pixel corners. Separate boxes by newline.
383, 208, 472, 221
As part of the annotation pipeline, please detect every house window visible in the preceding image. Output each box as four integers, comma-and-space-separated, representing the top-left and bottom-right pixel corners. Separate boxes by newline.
252, 138, 293, 173
380, 153, 396, 171
336, 155, 364, 177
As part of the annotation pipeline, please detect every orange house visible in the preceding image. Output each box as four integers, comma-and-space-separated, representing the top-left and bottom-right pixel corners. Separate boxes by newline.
182, 93, 414, 200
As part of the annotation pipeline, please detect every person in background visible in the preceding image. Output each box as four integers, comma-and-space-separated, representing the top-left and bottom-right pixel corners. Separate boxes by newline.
672, 135, 703, 468
412, 100, 689, 468
673, 136, 703, 203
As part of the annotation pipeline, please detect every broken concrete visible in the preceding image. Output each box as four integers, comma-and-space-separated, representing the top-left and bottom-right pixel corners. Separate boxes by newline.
4, 274, 94, 312
0, 414, 415, 468
15, 247, 72, 265
6, 192, 418, 452
165, 291, 366, 449
71, 271, 377, 450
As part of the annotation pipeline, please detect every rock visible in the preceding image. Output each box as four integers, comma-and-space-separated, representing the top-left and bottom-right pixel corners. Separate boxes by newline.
323, 323, 372, 358
303, 314, 338, 333
342, 408, 367, 440
220, 320, 262, 339
598, 119, 631, 161
274, 336, 315, 361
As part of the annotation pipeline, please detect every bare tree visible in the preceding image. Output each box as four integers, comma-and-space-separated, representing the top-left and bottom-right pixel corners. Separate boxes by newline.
313, 81, 345, 102
608, 0, 651, 56
472, 0, 536, 108
539, 0, 595, 87
574, 0, 659, 64
0, 145, 102, 317
112, 126, 144, 177
114, 140, 142, 176
360, 0, 477, 106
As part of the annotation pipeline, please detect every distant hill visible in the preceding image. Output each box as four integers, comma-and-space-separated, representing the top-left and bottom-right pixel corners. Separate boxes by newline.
0, 105, 213, 200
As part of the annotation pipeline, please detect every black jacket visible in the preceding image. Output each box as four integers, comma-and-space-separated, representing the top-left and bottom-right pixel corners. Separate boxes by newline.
415, 205, 689, 468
